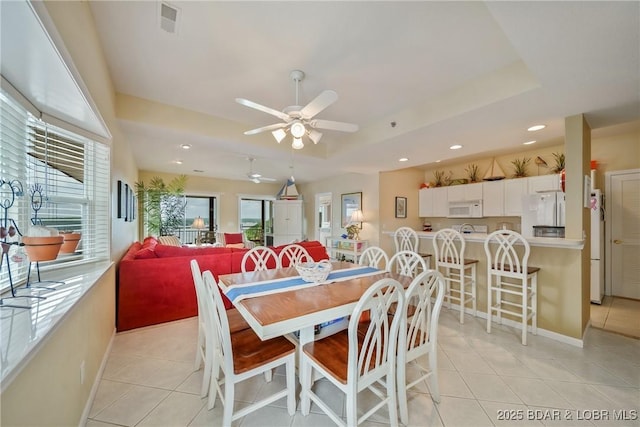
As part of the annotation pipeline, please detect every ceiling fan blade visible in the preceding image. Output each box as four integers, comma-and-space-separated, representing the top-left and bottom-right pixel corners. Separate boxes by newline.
260, 177, 277, 182
310, 119, 359, 132
300, 90, 338, 119
243, 123, 287, 136
236, 98, 291, 122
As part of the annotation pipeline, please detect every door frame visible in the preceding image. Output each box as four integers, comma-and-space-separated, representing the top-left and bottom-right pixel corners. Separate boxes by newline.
604, 168, 640, 296
314, 192, 332, 244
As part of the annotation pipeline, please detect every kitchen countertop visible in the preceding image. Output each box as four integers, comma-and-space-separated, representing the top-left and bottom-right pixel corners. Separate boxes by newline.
385, 230, 584, 249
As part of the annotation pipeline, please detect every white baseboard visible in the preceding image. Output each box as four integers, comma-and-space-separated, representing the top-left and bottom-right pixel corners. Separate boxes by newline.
78, 327, 116, 427
448, 305, 585, 348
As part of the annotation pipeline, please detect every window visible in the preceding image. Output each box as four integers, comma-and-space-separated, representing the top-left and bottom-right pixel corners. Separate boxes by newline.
177, 195, 217, 244
239, 198, 272, 246
0, 89, 110, 294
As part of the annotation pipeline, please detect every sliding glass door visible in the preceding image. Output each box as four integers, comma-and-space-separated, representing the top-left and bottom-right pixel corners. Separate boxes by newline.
239, 198, 272, 246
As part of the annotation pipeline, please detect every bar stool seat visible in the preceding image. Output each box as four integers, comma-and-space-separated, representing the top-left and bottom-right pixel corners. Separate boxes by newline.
484, 230, 538, 345
432, 228, 478, 323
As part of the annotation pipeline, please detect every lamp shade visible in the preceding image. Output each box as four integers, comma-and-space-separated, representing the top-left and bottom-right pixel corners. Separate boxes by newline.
350, 209, 364, 223
292, 138, 304, 150
290, 121, 306, 138
272, 128, 286, 143
191, 216, 205, 229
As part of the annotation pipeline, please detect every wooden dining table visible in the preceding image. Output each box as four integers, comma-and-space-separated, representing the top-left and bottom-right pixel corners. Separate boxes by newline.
217, 261, 413, 348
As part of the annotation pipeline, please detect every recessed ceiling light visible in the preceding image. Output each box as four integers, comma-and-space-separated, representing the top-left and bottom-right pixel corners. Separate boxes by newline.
399, 157, 408, 162
180, 144, 192, 150
435, 160, 441, 163
449, 144, 463, 150
527, 124, 546, 132
523, 140, 536, 145
174, 160, 183, 165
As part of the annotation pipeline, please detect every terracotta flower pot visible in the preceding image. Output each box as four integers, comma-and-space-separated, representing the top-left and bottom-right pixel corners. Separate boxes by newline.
22, 236, 64, 261
60, 232, 81, 253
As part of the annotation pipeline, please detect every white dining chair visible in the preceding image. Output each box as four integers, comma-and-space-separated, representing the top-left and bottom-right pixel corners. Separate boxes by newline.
397, 270, 445, 425
388, 250, 428, 278
201, 270, 296, 425
358, 246, 389, 269
278, 243, 312, 267
393, 226, 431, 269
432, 228, 478, 323
190, 260, 250, 399
241, 245, 280, 272
484, 230, 539, 345
300, 277, 406, 427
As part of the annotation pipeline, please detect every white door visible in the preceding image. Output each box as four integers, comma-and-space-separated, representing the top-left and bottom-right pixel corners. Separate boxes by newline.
608, 169, 640, 299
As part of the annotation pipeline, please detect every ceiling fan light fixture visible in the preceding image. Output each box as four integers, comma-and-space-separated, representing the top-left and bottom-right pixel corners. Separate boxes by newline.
292, 138, 304, 150
272, 128, 287, 143
251, 177, 260, 184
308, 129, 323, 144
290, 121, 306, 138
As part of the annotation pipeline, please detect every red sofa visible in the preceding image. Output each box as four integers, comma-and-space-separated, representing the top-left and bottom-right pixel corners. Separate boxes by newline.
117, 239, 329, 331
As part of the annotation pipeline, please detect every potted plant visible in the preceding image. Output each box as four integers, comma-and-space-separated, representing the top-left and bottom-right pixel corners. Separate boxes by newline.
135, 175, 187, 236
433, 170, 452, 187
551, 152, 565, 173
22, 226, 64, 261
511, 157, 530, 178
465, 163, 480, 183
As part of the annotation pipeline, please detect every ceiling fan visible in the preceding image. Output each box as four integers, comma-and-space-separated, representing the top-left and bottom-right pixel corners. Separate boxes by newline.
236, 70, 359, 149
246, 157, 276, 184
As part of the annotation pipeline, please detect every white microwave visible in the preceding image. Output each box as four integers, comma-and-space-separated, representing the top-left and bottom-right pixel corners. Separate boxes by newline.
448, 200, 483, 218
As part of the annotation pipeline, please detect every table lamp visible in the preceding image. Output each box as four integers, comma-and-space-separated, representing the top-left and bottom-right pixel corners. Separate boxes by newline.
347, 209, 364, 240
192, 216, 205, 245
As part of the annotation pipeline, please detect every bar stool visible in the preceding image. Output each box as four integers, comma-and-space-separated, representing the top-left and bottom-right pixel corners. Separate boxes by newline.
484, 230, 539, 345
432, 228, 478, 324
393, 226, 431, 269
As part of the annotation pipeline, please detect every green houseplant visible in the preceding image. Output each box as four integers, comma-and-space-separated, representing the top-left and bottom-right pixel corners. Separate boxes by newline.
511, 157, 530, 178
135, 175, 187, 236
551, 152, 565, 173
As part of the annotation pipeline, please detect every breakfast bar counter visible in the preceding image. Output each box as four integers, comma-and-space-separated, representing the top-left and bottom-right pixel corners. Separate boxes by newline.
384, 230, 587, 345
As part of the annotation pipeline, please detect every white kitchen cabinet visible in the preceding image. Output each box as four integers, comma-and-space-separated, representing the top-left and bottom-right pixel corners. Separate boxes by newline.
418, 188, 433, 217
528, 174, 561, 193
432, 187, 448, 217
482, 180, 505, 217
448, 182, 483, 202
418, 187, 448, 217
504, 178, 527, 216
272, 200, 304, 246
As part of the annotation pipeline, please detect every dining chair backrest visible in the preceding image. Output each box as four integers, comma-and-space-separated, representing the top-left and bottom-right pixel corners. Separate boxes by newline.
190, 259, 209, 394
394, 226, 419, 253
401, 270, 445, 360
278, 244, 312, 267
388, 250, 428, 277
484, 229, 531, 279
241, 246, 280, 272
348, 277, 406, 386
433, 228, 466, 267
358, 246, 389, 269
397, 270, 445, 424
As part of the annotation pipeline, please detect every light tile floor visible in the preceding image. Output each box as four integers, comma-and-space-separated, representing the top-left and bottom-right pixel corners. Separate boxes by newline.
86, 309, 640, 427
590, 296, 640, 339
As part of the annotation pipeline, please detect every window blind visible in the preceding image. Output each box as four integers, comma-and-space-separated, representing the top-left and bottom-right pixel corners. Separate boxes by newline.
0, 89, 110, 293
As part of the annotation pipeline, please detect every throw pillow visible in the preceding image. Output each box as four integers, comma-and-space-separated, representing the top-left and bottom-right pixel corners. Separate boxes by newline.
157, 235, 181, 246
223, 233, 244, 245
134, 247, 158, 259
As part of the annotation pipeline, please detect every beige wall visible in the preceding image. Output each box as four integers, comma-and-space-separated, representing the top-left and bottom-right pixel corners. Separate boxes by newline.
298, 173, 380, 245
43, 1, 139, 261
1, 266, 116, 426
378, 168, 425, 254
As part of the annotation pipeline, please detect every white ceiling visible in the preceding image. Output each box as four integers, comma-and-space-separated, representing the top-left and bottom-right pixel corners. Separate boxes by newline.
7, 1, 640, 185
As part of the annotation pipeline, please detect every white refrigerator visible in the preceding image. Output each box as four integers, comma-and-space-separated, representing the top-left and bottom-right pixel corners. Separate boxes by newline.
521, 191, 566, 238
590, 190, 605, 304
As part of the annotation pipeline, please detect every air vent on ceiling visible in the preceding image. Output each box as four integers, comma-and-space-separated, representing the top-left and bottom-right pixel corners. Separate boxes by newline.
159, 2, 180, 34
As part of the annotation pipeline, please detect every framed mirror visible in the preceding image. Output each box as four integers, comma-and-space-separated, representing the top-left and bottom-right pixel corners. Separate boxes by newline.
341, 192, 362, 228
